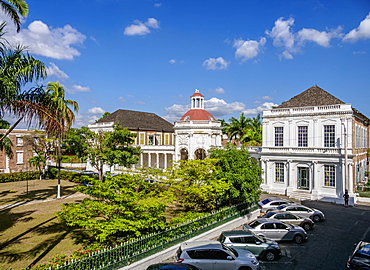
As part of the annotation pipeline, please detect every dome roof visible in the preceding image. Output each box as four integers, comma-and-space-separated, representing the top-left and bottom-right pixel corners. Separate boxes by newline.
180, 109, 216, 121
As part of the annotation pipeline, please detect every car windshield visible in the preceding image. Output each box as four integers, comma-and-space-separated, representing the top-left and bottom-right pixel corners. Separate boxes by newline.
265, 212, 276, 218
357, 244, 370, 257
222, 243, 237, 257
248, 219, 263, 228
261, 198, 272, 205
277, 205, 287, 210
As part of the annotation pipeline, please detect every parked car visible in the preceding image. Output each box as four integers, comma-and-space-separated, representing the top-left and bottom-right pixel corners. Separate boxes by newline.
260, 211, 314, 231
258, 197, 294, 213
346, 241, 370, 269
218, 230, 282, 261
175, 240, 260, 270
271, 204, 325, 222
147, 262, 202, 270
244, 218, 308, 244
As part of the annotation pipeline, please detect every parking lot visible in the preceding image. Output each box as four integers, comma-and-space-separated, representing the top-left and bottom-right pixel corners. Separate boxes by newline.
259, 200, 370, 270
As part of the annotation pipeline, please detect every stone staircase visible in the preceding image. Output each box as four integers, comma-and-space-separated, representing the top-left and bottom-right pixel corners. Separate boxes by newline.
289, 190, 312, 202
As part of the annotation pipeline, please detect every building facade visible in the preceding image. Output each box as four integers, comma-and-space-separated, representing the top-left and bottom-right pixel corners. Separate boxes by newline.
0, 129, 36, 173
88, 109, 176, 170
174, 90, 223, 161
260, 86, 369, 204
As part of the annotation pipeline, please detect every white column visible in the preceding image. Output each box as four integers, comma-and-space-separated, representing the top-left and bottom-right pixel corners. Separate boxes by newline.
164, 153, 167, 169
148, 152, 152, 167
156, 153, 159, 168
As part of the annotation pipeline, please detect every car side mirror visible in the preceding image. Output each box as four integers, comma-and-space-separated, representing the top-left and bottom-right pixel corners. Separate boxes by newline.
285, 227, 291, 230
227, 255, 234, 260
256, 241, 261, 245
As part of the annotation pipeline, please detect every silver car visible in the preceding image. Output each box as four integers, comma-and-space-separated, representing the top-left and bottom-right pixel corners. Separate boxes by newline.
244, 218, 308, 244
176, 240, 260, 270
261, 211, 314, 231
272, 204, 325, 222
258, 197, 293, 213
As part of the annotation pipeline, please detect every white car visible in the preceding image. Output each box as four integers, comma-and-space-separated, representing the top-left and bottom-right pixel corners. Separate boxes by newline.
176, 240, 260, 270
272, 204, 325, 222
258, 197, 293, 213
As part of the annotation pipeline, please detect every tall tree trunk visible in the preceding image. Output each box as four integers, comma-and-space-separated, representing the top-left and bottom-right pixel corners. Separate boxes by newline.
0, 116, 24, 143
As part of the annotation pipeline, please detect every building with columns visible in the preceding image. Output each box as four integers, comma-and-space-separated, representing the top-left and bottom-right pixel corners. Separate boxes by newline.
174, 89, 223, 161
88, 109, 175, 170
260, 85, 369, 204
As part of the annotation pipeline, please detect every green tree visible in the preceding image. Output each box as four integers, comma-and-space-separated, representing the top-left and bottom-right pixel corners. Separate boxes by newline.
0, 118, 12, 157
241, 114, 262, 146
57, 173, 169, 244
0, 45, 56, 142
222, 112, 251, 142
45, 82, 79, 131
96, 111, 110, 122
64, 125, 141, 181
28, 152, 45, 179
0, 0, 28, 32
168, 159, 230, 212
209, 144, 262, 205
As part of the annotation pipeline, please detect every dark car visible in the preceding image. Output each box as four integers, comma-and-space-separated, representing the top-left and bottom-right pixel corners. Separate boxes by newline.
147, 262, 202, 270
346, 241, 370, 269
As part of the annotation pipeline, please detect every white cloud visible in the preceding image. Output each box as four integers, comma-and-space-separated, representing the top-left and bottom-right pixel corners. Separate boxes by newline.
169, 59, 176, 64
233, 38, 266, 62
266, 17, 295, 49
343, 12, 370, 42
86, 107, 105, 114
242, 102, 278, 115
154, 3, 162, 7
298, 27, 342, 47
46, 63, 69, 79
266, 17, 343, 59
65, 85, 90, 94
124, 18, 160, 36
163, 97, 245, 122
205, 98, 245, 116
4, 19, 86, 60
118, 97, 126, 102
202, 57, 229, 70
261, 96, 273, 100
209, 87, 225, 94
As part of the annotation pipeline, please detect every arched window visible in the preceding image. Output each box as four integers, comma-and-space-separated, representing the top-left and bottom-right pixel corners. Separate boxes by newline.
180, 148, 188, 160
194, 148, 206, 160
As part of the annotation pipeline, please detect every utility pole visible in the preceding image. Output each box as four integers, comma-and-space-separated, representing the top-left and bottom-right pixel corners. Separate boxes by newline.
344, 123, 348, 192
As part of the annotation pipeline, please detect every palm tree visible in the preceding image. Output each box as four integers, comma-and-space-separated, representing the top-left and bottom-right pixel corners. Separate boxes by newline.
241, 114, 262, 146
222, 112, 251, 142
0, 118, 13, 157
44, 82, 79, 131
0, 0, 28, 32
44, 82, 78, 198
0, 45, 61, 143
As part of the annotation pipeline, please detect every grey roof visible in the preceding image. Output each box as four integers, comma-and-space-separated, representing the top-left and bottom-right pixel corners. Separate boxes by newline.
277, 85, 346, 108
96, 109, 174, 131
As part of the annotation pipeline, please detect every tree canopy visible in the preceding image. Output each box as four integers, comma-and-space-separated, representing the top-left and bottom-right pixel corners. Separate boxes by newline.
209, 144, 262, 205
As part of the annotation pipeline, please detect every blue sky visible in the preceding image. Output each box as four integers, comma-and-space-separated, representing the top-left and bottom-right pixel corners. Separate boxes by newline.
2, 0, 370, 127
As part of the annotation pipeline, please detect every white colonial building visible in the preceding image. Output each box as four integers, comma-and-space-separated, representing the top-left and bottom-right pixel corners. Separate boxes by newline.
260, 86, 369, 204
174, 90, 223, 161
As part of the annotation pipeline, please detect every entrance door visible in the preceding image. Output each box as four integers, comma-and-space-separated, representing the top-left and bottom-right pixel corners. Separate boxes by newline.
298, 167, 309, 190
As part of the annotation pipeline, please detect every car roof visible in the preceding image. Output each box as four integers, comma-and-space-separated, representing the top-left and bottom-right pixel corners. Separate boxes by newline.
221, 230, 254, 237
180, 240, 222, 250
147, 263, 201, 270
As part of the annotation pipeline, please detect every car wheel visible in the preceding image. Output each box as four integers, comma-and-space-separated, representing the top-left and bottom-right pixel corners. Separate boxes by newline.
302, 222, 311, 231
294, 234, 303, 244
264, 250, 276, 261
312, 215, 321, 222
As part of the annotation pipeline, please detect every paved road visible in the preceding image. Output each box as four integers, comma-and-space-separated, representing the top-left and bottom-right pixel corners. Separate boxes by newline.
259, 200, 370, 270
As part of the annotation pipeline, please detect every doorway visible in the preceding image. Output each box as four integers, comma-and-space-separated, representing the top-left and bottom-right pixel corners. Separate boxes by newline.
298, 167, 309, 190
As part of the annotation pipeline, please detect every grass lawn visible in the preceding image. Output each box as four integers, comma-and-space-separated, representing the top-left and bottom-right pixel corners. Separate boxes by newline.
0, 179, 86, 270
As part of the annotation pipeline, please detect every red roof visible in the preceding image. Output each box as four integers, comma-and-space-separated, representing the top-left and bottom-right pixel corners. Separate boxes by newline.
180, 109, 216, 121
191, 92, 204, 97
